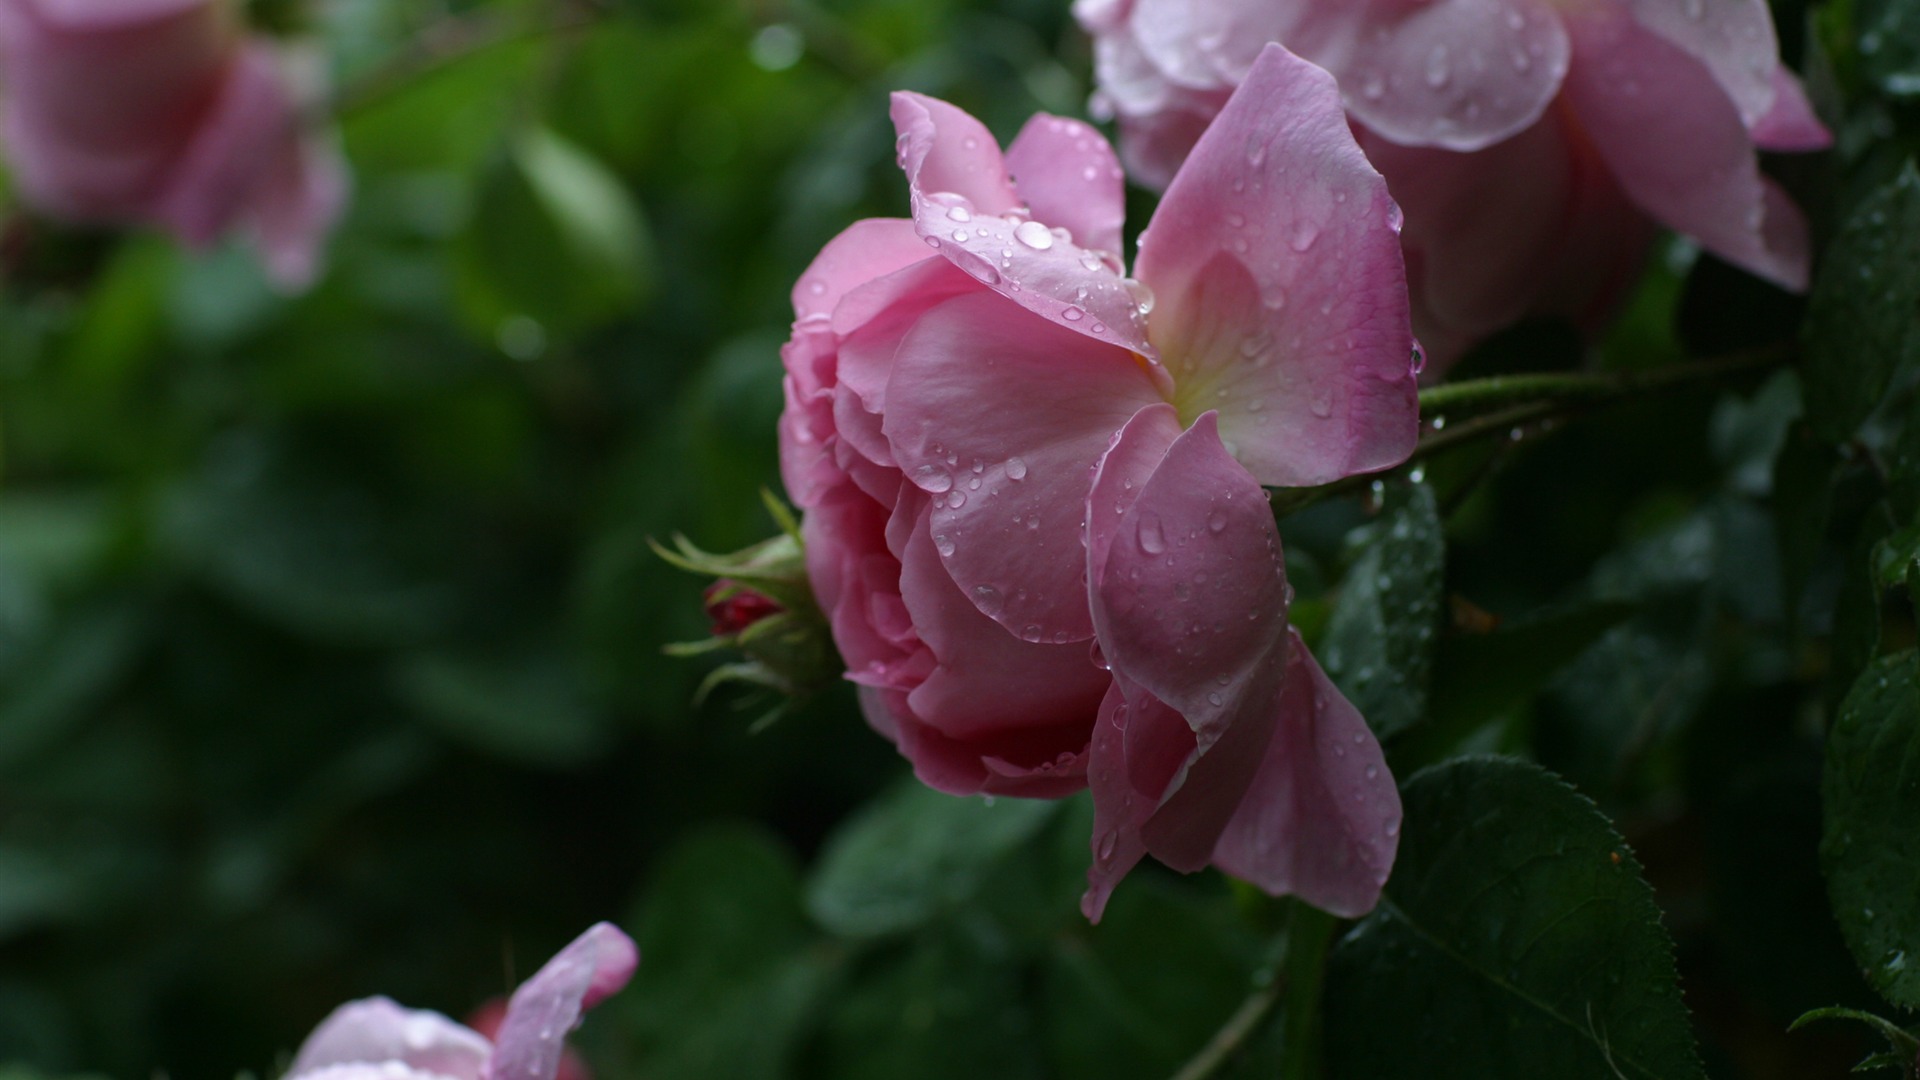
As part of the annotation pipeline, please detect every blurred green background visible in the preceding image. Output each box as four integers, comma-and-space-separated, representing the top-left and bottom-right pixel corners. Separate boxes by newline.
0, 0, 1912, 1077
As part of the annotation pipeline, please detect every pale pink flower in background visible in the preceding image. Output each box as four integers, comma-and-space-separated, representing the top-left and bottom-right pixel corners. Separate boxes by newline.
0, 0, 346, 289
1077, 0, 1832, 369
285, 923, 637, 1080
781, 44, 1416, 921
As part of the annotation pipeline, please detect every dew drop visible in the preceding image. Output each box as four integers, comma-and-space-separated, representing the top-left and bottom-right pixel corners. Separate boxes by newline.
947, 205, 973, 223
914, 464, 953, 493
1006, 456, 1029, 480
1137, 512, 1167, 555
973, 584, 1003, 615
934, 533, 956, 557
1062, 306, 1086, 322
1015, 220, 1055, 250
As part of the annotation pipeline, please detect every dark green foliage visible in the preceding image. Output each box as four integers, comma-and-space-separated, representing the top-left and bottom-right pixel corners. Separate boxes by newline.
0, 0, 1911, 1078
1823, 651, 1920, 1007
1803, 164, 1920, 442
1325, 758, 1704, 1080
1322, 480, 1445, 741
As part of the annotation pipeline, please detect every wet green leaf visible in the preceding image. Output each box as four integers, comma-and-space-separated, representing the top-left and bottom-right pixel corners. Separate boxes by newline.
1822, 650, 1920, 1007
1325, 757, 1704, 1080
1804, 163, 1920, 442
807, 778, 1058, 938
1323, 481, 1445, 740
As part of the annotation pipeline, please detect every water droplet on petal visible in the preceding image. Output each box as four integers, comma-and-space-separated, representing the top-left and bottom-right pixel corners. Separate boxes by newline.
1137, 512, 1167, 555
1006, 457, 1028, 480
914, 464, 954, 493
1014, 220, 1055, 250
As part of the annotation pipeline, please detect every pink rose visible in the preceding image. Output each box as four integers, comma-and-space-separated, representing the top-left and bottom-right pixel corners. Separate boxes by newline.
1077, 0, 1832, 369
286, 923, 637, 1080
781, 44, 1416, 921
0, 0, 347, 288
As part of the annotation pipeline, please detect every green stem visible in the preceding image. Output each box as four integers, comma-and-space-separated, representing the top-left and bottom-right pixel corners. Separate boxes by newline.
1415, 348, 1786, 420
1170, 982, 1283, 1080
1270, 349, 1788, 517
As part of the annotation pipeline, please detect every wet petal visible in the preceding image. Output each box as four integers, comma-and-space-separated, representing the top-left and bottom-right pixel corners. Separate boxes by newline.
891, 91, 1156, 357
1139, 44, 1418, 487
1211, 628, 1401, 918
884, 291, 1163, 643
896, 500, 1111, 743
1562, 9, 1811, 291
1627, 0, 1781, 129
1004, 113, 1127, 259
488, 924, 639, 1080
289, 998, 491, 1080
1081, 410, 1293, 918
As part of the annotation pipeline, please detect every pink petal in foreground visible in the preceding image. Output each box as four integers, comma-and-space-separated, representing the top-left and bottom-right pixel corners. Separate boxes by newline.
1004, 113, 1127, 260
1082, 408, 1294, 920
1139, 43, 1418, 487
1561, 9, 1811, 291
487, 924, 639, 1080
884, 291, 1163, 643
891, 91, 1156, 358
289, 998, 492, 1080
20, 0, 210, 31
1211, 628, 1400, 918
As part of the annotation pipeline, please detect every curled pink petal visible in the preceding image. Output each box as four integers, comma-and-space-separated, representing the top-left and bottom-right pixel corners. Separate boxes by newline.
1627, 0, 1781, 129
1087, 412, 1288, 727
1749, 67, 1832, 151
891, 91, 1156, 358
1561, 9, 1811, 291
1082, 682, 1174, 922
1139, 43, 1418, 486
288, 998, 492, 1080
1004, 114, 1127, 259
790, 218, 932, 321
1082, 409, 1296, 918
884, 291, 1163, 643
896, 500, 1110, 747
487, 924, 639, 1080
1211, 628, 1401, 918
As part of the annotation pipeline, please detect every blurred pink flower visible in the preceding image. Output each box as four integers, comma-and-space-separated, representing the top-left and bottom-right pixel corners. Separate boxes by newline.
781, 44, 1414, 921
286, 923, 637, 1080
1077, 0, 1832, 369
0, 0, 346, 288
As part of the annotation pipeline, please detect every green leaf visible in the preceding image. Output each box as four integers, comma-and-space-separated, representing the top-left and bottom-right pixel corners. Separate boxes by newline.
1859, 0, 1920, 100
1792, 1006, 1919, 1077
1774, 422, 1843, 617
806, 778, 1058, 938
453, 127, 652, 341
614, 824, 832, 1080
1041, 879, 1264, 1080
395, 646, 613, 769
1324, 757, 1705, 1080
1803, 163, 1920, 443
1322, 481, 1445, 740
817, 924, 1045, 1080
1822, 650, 1920, 1007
